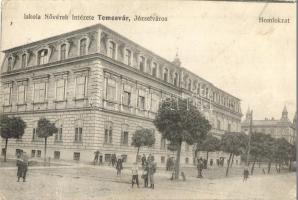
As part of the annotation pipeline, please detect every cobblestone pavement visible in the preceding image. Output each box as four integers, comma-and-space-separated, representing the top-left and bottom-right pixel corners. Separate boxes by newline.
0, 165, 295, 200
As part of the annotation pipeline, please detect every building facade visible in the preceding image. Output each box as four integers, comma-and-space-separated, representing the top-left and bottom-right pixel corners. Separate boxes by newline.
0, 24, 242, 165
241, 106, 296, 144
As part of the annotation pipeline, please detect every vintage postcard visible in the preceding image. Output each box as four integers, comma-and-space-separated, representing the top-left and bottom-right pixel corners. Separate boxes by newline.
0, 0, 296, 200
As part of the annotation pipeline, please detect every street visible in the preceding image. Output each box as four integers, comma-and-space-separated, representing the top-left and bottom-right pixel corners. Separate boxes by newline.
0, 164, 295, 200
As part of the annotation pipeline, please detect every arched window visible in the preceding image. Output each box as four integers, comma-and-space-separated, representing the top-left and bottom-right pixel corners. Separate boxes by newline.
21, 54, 27, 68
124, 49, 132, 66
163, 68, 168, 82
60, 44, 67, 60
152, 62, 157, 77
108, 41, 116, 59
139, 56, 145, 72
7, 57, 13, 71
38, 49, 48, 65
173, 73, 178, 86
79, 38, 87, 56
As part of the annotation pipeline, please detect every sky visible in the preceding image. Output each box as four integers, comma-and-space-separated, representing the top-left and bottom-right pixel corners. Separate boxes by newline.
0, 0, 296, 121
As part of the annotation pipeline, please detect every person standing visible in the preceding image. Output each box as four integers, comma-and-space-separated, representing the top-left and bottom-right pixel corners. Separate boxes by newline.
197, 158, 203, 178
141, 154, 146, 168
243, 166, 249, 182
142, 161, 149, 187
131, 162, 139, 188
116, 157, 123, 176
21, 152, 29, 182
94, 151, 99, 165
16, 153, 23, 182
111, 154, 117, 167
148, 156, 156, 189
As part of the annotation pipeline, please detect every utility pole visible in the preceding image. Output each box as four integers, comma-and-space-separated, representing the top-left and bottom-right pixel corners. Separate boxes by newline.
246, 110, 253, 166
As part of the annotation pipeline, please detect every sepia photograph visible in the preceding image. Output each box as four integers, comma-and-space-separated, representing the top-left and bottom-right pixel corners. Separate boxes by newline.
0, 0, 296, 199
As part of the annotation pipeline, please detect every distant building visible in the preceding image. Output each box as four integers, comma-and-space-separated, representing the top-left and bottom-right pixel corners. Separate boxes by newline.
0, 24, 242, 165
241, 106, 296, 144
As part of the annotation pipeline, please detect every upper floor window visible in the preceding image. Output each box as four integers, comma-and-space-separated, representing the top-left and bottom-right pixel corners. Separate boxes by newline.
79, 38, 87, 56
139, 56, 145, 72
138, 91, 146, 110
55, 125, 63, 142
173, 73, 178, 86
188, 79, 192, 91
34, 82, 47, 102
7, 57, 13, 71
217, 119, 221, 130
106, 78, 116, 101
152, 62, 157, 77
56, 79, 66, 101
122, 90, 131, 106
197, 84, 201, 95
163, 68, 168, 82
74, 127, 82, 142
160, 137, 166, 149
108, 41, 116, 59
3, 84, 12, 105
75, 76, 87, 99
151, 93, 160, 112
21, 54, 27, 68
17, 84, 26, 104
60, 44, 67, 60
206, 88, 209, 98
124, 49, 132, 66
38, 49, 48, 65
104, 121, 113, 144
121, 124, 129, 145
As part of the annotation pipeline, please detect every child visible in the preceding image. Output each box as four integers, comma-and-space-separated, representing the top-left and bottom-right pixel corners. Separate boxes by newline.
131, 162, 139, 188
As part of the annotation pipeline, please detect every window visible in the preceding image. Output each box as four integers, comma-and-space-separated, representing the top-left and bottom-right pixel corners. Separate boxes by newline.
152, 63, 157, 77
173, 73, 178, 86
55, 126, 63, 142
21, 54, 27, 68
197, 84, 201, 95
60, 44, 67, 60
138, 95, 145, 110
34, 82, 47, 102
75, 76, 87, 99
54, 151, 60, 159
139, 56, 145, 72
161, 156, 165, 164
7, 57, 13, 71
31, 150, 36, 158
38, 49, 48, 65
160, 137, 166, 149
106, 78, 116, 101
37, 150, 41, 157
151, 94, 159, 112
228, 123, 231, 132
217, 120, 221, 130
73, 152, 80, 161
80, 38, 87, 56
17, 85, 26, 104
124, 49, 132, 66
163, 68, 168, 82
32, 128, 37, 141
188, 80, 192, 91
185, 157, 189, 164
105, 154, 111, 162
75, 127, 82, 142
121, 155, 127, 162
122, 91, 131, 106
104, 122, 113, 144
108, 41, 116, 59
3, 84, 12, 105
206, 88, 209, 98
56, 79, 66, 101
121, 124, 129, 145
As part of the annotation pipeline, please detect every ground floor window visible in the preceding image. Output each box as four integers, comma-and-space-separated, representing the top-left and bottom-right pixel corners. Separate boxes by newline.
121, 155, 127, 162
74, 152, 80, 161
105, 154, 111, 162
54, 151, 60, 159
16, 149, 23, 157
31, 150, 36, 158
1, 148, 5, 156
161, 156, 165, 164
185, 157, 189, 164
37, 150, 42, 158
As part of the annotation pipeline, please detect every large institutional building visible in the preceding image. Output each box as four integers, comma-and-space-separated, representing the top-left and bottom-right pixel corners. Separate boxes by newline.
241, 106, 296, 144
0, 24, 242, 165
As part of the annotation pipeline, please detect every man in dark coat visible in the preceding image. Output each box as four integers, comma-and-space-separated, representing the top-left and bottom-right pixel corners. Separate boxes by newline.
16, 154, 23, 182
197, 158, 203, 178
141, 154, 146, 168
116, 158, 123, 176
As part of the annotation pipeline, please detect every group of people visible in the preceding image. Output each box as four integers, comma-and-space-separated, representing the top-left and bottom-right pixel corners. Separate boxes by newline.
132, 154, 157, 189
16, 151, 29, 182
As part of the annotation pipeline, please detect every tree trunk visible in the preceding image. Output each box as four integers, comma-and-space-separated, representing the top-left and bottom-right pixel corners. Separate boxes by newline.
174, 140, 182, 179
289, 159, 292, 171
267, 161, 271, 174
278, 162, 281, 173
275, 161, 278, 173
44, 137, 47, 164
136, 147, 140, 162
206, 151, 209, 169
230, 154, 235, 168
4, 138, 8, 162
250, 156, 257, 175
225, 153, 233, 177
